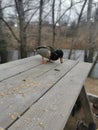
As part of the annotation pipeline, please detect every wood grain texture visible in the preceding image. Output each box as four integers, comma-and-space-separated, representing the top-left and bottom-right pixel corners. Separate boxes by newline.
7, 62, 92, 130
0, 55, 39, 70
0, 55, 42, 81
80, 87, 94, 124
0, 58, 78, 129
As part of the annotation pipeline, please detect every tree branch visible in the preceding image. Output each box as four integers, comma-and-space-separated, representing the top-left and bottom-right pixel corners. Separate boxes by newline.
77, 0, 88, 28
0, 17, 20, 43
24, 7, 39, 30
55, 0, 83, 25
0, 4, 14, 10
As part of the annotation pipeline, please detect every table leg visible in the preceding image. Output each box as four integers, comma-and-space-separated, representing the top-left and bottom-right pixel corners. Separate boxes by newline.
80, 86, 94, 124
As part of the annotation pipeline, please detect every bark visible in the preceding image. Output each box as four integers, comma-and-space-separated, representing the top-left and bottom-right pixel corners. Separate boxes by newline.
52, 0, 56, 48
84, 49, 88, 62
77, 0, 88, 28
1, 0, 38, 59
58, 0, 62, 36
0, 17, 20, 43
68, 48, 72, 59
37, 0, 44, 46
0, 0, 7, 63
0, 0, 3, 40
86, 0, 94, 63
15, 0, 27, 58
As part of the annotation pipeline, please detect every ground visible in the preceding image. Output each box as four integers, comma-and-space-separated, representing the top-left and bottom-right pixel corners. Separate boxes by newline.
65, 77, 98, 130
85, 78, 98, 128
85, 78, 98, 96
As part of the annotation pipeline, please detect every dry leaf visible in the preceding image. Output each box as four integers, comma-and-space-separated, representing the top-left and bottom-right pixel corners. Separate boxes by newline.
11, 112, 20, 120
38, 122, 44, 127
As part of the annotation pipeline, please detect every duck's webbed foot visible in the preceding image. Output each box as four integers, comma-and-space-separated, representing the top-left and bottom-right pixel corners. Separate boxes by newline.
42, 61, 49, 64
47, 59, 54, 63
42, 57, 49, 64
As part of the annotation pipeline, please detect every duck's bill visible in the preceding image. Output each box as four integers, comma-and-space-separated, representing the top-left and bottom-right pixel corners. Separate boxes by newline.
60, 58, 63, 63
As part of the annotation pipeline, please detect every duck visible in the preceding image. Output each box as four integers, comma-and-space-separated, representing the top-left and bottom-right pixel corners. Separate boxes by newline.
35, 45, 63, 64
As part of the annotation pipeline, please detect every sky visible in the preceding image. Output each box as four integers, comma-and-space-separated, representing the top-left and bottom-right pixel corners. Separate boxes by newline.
2, 0, 98, 24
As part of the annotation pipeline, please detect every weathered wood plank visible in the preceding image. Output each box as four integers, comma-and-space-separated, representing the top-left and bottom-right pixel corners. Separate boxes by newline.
0, 60, 78, 129
0, 55, 42, 81
0, 55, 38, 70
80, 87, 94, 125
0, 61, 59, 91
7, 62, 92, 130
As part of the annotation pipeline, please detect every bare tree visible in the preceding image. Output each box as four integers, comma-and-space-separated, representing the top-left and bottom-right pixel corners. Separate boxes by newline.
37, 0, 44, 46
77, 0, 88, 28
52, 0, 56, 48
15, 0, 27, 58
0, 0, 4, 40
1, 0, 39, 59
57, 0, 62, 36
84, 0, 94, 62
0, 0, 7, 63
68, 0, 88, 60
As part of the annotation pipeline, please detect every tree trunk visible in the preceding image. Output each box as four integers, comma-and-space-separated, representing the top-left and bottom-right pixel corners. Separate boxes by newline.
84, 49, 88, 62
86, 0, 94, 63
0, 0, 7, 63
52, 0, 56, 48
37, 0, 44, 46
15, 0, 27, 58
58, 0, 62, 36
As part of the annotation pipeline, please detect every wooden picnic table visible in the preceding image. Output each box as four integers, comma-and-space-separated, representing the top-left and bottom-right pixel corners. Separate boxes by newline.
0, 55, 94, 130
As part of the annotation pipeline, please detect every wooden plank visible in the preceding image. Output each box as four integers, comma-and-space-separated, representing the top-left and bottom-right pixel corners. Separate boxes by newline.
0, 58, 61, 110
0, 55, 42, 81
80, 87, 94, 125
0, 55, 38, 70
7, 62, 92, 130
0, 60, 78, 129
0, 60, 60, 92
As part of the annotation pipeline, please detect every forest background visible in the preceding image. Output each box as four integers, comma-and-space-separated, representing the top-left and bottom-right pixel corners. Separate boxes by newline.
0, 0, 98, 64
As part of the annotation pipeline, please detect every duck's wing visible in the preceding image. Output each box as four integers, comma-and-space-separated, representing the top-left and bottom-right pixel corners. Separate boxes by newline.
46, 46, 55, 53
36, 45, 47, 50
35, 45, 55, 56
36, 46, 51, 58
36, 45, 54, 52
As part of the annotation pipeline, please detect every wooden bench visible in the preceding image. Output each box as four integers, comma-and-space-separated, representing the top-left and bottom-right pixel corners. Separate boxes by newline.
0, 55, 94, 130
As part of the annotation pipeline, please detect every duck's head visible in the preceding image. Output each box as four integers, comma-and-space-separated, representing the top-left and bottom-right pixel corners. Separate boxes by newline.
50, 49, 63, 63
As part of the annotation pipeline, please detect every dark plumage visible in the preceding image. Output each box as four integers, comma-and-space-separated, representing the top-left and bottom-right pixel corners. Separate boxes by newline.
35, 45, 63, 64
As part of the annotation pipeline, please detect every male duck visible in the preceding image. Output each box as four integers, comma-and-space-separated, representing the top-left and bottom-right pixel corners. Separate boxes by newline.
35, 45, 63, 64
